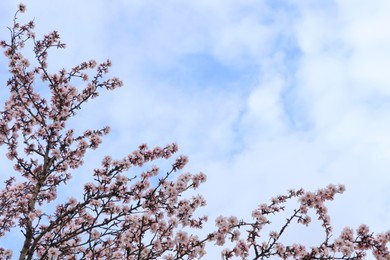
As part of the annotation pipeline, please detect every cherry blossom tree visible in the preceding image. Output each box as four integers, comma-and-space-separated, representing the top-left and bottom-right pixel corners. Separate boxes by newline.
0, 4, 389, 259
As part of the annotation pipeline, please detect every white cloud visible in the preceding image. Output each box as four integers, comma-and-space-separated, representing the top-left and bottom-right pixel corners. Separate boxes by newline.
243, 74, 287, 134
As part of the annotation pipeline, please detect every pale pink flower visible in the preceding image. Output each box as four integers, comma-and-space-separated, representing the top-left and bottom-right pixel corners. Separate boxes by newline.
269, 231, 278, 239
47, 248, 60, 258
357, 224, 369, 236
91, 230, 100, 240
18, 3, 26, 13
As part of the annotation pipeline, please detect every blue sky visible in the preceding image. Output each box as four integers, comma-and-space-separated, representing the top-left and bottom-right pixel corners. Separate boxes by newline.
1, 0, 390, 258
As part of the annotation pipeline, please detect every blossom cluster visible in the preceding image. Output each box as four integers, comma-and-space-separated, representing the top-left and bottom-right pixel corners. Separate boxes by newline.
216, 186, 390, 259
